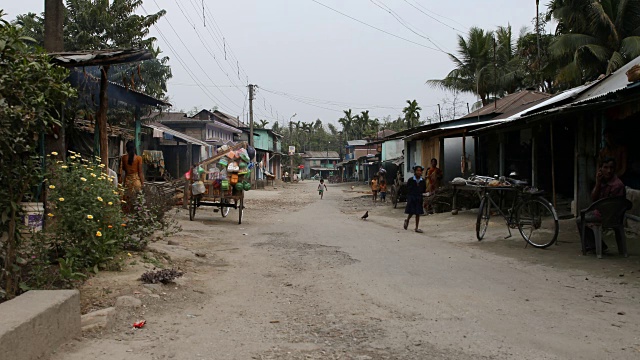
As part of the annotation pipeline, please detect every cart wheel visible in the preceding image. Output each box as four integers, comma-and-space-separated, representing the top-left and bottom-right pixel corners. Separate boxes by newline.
189, 196, 197, 221
238, 198, 244, 224
220, 199, 230, 217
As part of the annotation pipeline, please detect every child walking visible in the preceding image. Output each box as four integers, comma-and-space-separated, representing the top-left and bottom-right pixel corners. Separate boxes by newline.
318, 178, 328, 199
379, 179, 387, 202
403, 165, 427, 233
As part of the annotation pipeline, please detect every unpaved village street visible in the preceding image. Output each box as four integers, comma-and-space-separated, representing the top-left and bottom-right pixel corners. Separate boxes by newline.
54, 181, 640, 360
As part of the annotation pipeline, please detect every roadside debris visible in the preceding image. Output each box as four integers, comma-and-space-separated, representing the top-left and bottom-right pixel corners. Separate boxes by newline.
133, 320, 146, 329
140, 268, 184, 284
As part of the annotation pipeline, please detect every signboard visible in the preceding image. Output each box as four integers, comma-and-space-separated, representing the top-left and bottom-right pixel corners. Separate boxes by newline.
298, 165, 304, 169
288, 146, 295, 155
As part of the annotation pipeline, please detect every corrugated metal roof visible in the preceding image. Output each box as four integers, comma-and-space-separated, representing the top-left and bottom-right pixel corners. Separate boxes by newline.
574, 55, 640, 103
461, 90, 552, 119
347, 140, 368, 146
51, 49, 153, 67
403, 120, 504, 141
144, 123, 211, 147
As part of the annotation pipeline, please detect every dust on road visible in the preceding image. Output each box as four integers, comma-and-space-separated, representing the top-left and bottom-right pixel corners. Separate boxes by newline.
54, 181, 640, 360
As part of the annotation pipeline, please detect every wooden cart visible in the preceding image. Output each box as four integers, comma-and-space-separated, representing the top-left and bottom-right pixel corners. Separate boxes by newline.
187, 143, 249, 224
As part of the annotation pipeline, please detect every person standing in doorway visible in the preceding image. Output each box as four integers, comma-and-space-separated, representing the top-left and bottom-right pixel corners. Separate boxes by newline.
119, 141, 144, 211
370, 176, 379, 203
425, 158, 443, 214
379, 179, 387, 203
404, 165, 427, 232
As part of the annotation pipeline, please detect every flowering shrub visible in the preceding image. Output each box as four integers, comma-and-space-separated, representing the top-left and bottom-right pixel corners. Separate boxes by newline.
47, 152, 127, 273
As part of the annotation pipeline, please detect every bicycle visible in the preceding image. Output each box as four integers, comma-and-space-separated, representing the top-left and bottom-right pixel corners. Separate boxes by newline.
474, 176, 559, 248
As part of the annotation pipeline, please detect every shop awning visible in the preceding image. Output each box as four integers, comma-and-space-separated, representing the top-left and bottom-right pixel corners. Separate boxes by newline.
402, 120, 505, 141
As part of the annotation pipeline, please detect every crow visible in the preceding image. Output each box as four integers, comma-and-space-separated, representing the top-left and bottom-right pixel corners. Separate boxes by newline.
361, 211, 369, 220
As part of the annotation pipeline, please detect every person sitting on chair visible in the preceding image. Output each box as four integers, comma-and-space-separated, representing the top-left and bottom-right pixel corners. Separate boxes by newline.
576, 157, 625, 253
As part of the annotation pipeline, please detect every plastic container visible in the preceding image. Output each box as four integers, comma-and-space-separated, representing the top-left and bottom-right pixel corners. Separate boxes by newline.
20, 202, 44, 232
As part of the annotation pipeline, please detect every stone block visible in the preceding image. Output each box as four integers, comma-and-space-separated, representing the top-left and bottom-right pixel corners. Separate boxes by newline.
0, 290, 80, 360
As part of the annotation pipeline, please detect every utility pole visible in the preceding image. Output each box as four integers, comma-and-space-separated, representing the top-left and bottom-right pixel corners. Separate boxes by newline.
437, 104, 442, 122
44, 0, 64, 52
536, 0, 542, 89
248, 84, 255, 183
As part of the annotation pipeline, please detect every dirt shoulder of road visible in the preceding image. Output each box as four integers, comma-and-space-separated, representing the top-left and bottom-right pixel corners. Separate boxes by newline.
337, 182, 640, 288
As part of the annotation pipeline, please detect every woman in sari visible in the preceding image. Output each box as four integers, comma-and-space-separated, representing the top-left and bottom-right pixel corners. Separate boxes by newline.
119, 141, 144, 210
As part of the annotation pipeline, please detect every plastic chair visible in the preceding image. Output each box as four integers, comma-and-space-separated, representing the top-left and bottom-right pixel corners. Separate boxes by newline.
580, 196, 633, 259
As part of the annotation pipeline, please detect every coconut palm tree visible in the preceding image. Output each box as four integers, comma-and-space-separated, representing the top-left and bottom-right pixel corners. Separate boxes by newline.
338, 109, 356, 141
427, 27, 495, 105
548, 0, 640, 88
256, 119, 269, 129
402, 100, 422, 129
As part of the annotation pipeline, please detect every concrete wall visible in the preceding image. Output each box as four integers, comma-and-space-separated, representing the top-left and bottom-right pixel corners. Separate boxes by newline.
381, 139, 403, 161
0, 290, 80, 360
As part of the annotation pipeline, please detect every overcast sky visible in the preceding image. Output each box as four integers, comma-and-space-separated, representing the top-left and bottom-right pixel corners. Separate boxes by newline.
2, 1, 549, 127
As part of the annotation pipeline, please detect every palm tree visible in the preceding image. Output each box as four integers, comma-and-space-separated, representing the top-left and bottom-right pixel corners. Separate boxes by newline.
427, 27, 494, 105
548, 0, 640, 88
402, 100, 422, 129
256, 119, 269, 129
338, 109, 356, 141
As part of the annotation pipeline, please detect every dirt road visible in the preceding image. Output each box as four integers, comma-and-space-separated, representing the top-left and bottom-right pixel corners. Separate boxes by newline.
54, 181, 640, 359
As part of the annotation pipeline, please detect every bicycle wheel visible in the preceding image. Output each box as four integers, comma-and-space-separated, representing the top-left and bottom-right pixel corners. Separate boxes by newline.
476, 197, 491, 241
516, 198, 559, 248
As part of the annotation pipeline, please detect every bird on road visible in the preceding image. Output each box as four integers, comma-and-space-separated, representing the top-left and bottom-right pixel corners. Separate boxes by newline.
361, 211, 369, 220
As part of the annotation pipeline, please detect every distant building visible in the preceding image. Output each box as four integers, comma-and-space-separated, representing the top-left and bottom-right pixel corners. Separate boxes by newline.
302, 151, 341, 179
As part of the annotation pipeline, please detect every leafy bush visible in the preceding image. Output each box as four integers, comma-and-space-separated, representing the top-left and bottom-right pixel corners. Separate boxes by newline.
0, 11, 76, 299
47, 152, 127, 273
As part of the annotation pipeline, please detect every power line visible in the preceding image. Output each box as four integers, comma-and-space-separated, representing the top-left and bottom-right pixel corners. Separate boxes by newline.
260, 87, 405, 111
171, 0, 248, 104
140, 5, 232, 110
370, 0, 447, 53
309, 0, 442, 52
151, 0, 244, 113
407, 1, 469, 32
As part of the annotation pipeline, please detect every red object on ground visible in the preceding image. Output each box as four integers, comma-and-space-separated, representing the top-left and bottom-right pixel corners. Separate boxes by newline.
133, 320, 146, 328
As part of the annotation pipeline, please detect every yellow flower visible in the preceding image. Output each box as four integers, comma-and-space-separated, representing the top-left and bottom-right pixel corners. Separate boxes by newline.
87, 214, 93, 219
121, 200, 126, 204
107, 202, 113, 206
61, 165, 68, 169
69, 150, 77, 154
91, 173, 97, 177
99, 164, 105, 168
127, 253, 132, 257
49, 185, 55, 189
80, 177, 87, 182
58, 197, 64, 202
97, 197, 103, 202
51, 152, 58, 156
96, 231, 102, 237
47, 213, 54, 217
56, 161, 63, 164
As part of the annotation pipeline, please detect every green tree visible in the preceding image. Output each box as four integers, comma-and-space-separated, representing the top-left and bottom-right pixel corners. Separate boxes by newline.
547, 0, 640, 88
256, 119, 269, 129
0, 11, 76, 299
402, 100, 422, 129
427, 27, 495, 105
338, 109, 357, 141
15, 0, 171, 99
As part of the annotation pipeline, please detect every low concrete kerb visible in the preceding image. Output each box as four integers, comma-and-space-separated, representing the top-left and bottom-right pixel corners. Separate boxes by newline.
0, 290, 80, 360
